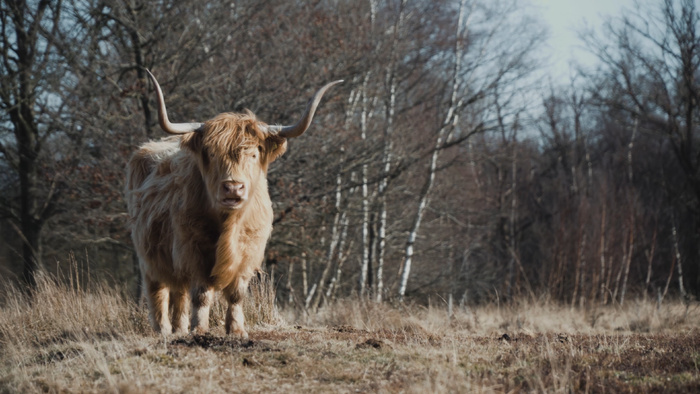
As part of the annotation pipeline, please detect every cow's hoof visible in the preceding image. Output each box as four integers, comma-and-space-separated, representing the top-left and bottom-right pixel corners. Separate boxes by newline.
228, 328, 248, 339
191, 326, 209, 335
173, 327, 189, 335
156, 324, 173, 336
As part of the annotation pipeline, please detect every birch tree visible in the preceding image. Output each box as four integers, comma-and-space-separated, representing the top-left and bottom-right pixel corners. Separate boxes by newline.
397, 0, 472, 299
583, 0, 700, 290
397, 0, 543, 298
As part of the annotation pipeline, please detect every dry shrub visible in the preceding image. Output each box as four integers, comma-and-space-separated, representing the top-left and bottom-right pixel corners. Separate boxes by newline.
287, 296, 700, 341
209, 272, 284, 329
0, 266, 285, 392
1, 274, 698, 393
442, 298, 700, 336
0, 269, 147, 392
0, 270, 145, 347
292, 299, 447, 343
0, 268, 282, 349
244, 273, 284, 326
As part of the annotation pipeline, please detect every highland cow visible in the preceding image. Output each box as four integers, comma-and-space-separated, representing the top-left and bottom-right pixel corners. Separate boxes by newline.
126, 70, 341, 337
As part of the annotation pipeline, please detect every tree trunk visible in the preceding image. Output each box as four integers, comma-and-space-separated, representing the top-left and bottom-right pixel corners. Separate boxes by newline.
6, 0, 60, 289
359, 73, 373, 297
375, 0, 407, 300
671, 219, 687, 300
507, 131, 518, 300
398, 0, 468, 299
287, 259, 295, 306
598, 205, 607, 304
619, 225, 634, 306
327, 214, 350, 300
311, 173, 344, 310
375, 68, 393, 301
643, 228, 657, 303
16, 112, 43, 287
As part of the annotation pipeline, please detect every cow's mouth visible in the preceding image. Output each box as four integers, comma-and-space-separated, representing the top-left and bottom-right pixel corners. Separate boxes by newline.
221, 197, 243, 209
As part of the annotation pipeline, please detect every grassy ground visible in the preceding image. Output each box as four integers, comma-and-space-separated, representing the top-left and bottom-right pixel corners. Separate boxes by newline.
1, 274, 699, 393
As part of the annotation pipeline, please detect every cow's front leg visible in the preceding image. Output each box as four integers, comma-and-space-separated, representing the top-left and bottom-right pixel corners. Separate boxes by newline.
190, 286, 214, 333
145, 275, 172, 335
170, 286, 189, 334
223, 277, 250, 339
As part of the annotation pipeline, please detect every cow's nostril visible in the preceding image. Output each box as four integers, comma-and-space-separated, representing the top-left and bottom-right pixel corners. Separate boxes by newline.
222, 181, 244, 196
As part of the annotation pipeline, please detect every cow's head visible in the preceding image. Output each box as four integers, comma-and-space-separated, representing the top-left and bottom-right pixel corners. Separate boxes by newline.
146, 70, 341, 212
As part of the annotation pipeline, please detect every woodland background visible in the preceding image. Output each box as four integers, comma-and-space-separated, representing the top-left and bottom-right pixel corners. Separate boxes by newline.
1, 0, 699, 309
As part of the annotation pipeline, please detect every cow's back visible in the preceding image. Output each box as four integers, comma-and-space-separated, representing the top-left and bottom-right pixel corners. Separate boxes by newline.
126, 137, 189, 283
126, 137, 181, 194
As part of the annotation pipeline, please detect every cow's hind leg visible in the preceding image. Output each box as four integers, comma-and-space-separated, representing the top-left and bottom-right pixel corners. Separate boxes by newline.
145, 276, 172, 335
223, 277, 250, 339
190, 286, 214, 333
170, 285, 189, 334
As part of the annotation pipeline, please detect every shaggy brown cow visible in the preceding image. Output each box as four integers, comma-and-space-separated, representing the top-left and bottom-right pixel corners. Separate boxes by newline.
126, 70, 341, 337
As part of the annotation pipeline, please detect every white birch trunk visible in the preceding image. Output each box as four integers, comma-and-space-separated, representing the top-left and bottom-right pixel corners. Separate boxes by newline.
311, 172, 344, 310
507, 130, 518, 300
627, 118, 638, 183
304, 284, 316, 310
301, 227, 308, 301
599, 204, 607, 304
358, 0, 378, 297
375, 0, 407, 300
359, 73, 373, 297
375, 199, 387, 301
376, 76, 394, 301
398, 0, 468, 299
287, 260, 294, 306
643, 229, 657, 302
671, 219, 687, 299
572, 231, 586, 307
619, 120, 638, 306
327, 214, 350, 299
331, 172, 358, 299
619, 226, 634, 306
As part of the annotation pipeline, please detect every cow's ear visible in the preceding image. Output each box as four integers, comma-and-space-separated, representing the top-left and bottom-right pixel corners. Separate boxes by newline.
264, 134, 287, 163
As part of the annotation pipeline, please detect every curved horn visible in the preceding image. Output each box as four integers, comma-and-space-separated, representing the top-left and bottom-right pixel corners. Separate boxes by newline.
268, 80, 344, 138
146, 69, 203, 135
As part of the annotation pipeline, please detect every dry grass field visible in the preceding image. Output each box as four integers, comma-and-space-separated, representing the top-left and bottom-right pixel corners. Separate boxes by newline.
1, 273, 699, 393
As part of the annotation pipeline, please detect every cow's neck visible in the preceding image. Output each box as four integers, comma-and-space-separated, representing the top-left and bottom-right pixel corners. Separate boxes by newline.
217, 180, 270, 228
210, 180, 272, 288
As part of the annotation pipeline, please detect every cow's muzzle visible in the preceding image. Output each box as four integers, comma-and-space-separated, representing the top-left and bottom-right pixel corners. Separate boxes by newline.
220, 181, 247, 209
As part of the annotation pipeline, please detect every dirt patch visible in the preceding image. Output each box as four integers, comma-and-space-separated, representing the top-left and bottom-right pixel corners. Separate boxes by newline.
594, 333, 700, 375
356, 338, 387, 350
333, 325, 369, 334
35, 347, 83, 364
8, 316, 700, 393
169, 333, 280, 353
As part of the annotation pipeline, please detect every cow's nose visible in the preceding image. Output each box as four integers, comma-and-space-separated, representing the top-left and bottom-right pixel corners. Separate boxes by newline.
221, 181, 245, 197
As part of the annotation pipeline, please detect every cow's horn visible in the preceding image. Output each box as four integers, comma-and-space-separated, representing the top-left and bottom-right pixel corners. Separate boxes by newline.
269, 80, 344, 138
146, 69, 203, 134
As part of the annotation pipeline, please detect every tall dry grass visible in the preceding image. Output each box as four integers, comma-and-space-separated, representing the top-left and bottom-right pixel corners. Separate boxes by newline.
293, 295, 700, 337
0, 268, 282, 392
1, 267, 697, 392
0, 269, 145, 392
0, 270, 145, 348
0, 270, 282, 344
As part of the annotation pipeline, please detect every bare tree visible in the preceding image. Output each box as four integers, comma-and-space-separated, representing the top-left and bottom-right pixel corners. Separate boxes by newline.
397, 0, 544, 299
0, 0, 69, 286
582, 0, 700, 298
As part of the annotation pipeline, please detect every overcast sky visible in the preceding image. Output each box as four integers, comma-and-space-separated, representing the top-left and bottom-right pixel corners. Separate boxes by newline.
529, 0, 639, 81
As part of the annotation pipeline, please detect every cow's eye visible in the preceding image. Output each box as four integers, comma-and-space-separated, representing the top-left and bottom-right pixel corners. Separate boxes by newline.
252, 146, 263, 159
201, 147, 211, 167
